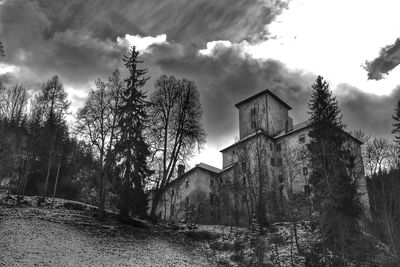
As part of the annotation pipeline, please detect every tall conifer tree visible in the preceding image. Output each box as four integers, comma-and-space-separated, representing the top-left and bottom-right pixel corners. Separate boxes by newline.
114, 47, 152, 221
392, 100, 400, 148
307, 76, 361, 257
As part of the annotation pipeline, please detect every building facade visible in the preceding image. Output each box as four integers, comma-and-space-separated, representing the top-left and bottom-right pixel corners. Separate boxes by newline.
152, 89, 370, 225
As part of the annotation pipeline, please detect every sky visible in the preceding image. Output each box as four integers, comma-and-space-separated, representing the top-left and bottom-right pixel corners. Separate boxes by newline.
1, 0, 400, 169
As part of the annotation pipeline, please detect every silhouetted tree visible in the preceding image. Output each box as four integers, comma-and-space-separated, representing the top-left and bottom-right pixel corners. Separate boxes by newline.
307, 76, 361, 260
77, 70, 123, 218
0, 41, 4, 57
148, 75, 206, 218
35, 75, 70, 201
392, 100, 400, 157
114, 47, 152, 221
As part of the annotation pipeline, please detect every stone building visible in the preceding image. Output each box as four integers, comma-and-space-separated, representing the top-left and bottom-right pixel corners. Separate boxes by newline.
151, 89, 370, 225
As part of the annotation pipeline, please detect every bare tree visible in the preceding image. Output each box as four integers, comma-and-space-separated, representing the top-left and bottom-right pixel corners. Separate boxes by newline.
35, 75, 70, 202
236, 134, 271, 227
148, 75, 206, 218
76, 70, 123, 218
0, 84, 28, 125
364, 137, 390, 176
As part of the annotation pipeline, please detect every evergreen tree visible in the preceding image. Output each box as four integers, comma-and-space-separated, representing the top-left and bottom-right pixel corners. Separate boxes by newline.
392, 100, 400, 152
114, 47, 152, 221
307, 76, 361, 255
0, 41, 4, 57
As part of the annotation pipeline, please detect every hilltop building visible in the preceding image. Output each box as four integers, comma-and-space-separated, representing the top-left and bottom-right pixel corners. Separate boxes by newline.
150, 89, 370, 225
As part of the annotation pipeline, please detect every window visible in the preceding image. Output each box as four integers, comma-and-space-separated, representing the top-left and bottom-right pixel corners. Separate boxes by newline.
278, 175, 284, 183
270, 157, 275, 166
250, 107, 257, 129
276, 143, 282, 152
304, 184, 311, 195
298, 147, 306, 160
299, 134, 305, 144
210, 178, 215, 188
241, 161, 246, 170
171, 189, 175, 196
277, 158, 282, 167
186, 179, 189, 188
210, 193, 218, 204
250, 107, 256, 116
303, 167, 308, 176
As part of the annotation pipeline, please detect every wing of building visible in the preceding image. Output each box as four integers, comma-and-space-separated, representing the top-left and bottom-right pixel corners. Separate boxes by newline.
149, 89, 371, 225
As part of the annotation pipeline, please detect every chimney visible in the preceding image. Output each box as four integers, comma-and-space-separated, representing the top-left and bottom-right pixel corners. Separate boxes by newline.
177, 164, 185, 177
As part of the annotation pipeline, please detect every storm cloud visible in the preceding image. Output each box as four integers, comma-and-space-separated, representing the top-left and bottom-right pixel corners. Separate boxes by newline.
364, 37, 400, 80
0, 0, 288, 88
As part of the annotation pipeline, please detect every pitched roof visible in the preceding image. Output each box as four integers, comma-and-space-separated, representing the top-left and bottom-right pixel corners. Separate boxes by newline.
219, 129, 273, 152
275, 120, 363, 144
195, 163, 222, 173
234, 89, 292, 110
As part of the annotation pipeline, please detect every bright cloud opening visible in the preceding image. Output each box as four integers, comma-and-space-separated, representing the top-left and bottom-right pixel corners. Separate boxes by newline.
117, 34, 167, 52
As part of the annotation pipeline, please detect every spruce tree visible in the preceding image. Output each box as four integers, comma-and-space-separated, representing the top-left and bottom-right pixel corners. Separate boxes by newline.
307, 76, 361, 255
114, 47, 152, 221
392, 100, 400, 148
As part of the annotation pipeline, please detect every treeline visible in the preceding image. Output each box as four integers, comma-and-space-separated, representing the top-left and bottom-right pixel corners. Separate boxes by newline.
0, 46, 205, 222
362, 104, 400, 263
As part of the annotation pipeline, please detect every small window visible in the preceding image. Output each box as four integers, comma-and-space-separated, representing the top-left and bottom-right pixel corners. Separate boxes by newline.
241, 161, 246, 170
242, 176, 247, 186
186, 179, 189, 188
277, 158, 282, 167
270, 157, 275, 166
171, 189, 175, 196
210, 178, 215, 188
299, 134, 305, 144
304, 184, 311, 195
303, 167, 308, 176
276, 143, 282, 152
278, 175, 284, 183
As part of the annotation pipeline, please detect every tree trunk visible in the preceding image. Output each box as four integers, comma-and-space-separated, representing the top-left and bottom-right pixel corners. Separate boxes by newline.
118, 186, 130, 222
51, 161, 61, 209
150, 189, 162, 219
43, 137, 55, 200
22, 156, 32, 197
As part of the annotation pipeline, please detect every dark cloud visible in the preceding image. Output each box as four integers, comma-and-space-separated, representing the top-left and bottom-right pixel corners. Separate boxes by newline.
33, 0, 288, 45
337, 84, 400, 138
0, 0, 288, 94
0, 0, 126, 89
364, 38, 400, 80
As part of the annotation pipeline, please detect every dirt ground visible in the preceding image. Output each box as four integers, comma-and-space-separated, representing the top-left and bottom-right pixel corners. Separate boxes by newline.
0, 205, 213, 267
